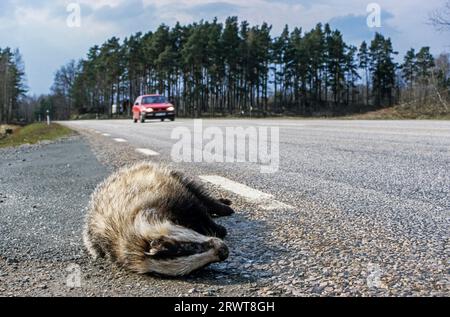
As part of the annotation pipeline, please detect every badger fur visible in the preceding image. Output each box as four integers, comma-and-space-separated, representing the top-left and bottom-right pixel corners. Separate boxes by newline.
83, 162, 234, 276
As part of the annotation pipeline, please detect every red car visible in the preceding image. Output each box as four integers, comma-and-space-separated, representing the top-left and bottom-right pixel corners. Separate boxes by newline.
132, 94, 176, 123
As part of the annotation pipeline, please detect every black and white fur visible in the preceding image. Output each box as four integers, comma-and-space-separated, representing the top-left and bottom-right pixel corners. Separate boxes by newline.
83, 162, 234, 276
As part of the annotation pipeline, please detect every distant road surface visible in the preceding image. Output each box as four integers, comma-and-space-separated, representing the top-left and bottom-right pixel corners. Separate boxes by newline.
63, 119, 450, 213
58, 119, 449, 296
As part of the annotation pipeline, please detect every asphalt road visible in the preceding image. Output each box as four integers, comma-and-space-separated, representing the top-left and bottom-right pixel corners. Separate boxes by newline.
1, 119, 449, 297
64, 119, 450, 216
64, 119, 450, 295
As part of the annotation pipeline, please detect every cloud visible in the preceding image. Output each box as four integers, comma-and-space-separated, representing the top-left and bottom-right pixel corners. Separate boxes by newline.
329, 10, 398, 45
92, 0, 146, 22
186, 2, 242, 19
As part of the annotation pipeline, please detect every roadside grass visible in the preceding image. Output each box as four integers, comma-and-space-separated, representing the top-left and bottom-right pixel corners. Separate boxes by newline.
0, 123, 73, 148
196, 110, 450, 120
342, 108, 450, 120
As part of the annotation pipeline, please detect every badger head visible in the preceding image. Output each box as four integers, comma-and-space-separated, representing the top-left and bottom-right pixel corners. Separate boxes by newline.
132, 211, 229, 276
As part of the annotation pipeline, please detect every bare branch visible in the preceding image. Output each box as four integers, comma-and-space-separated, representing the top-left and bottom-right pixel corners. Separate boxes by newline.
429, 1, 450, 31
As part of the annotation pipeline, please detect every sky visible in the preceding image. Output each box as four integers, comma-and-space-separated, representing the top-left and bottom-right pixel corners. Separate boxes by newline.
0, 0, 448, 95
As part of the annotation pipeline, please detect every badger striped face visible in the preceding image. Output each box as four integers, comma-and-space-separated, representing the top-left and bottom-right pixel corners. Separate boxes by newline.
146, 237, 228, 260
142, 236, 229, 276
134, 215, 229, 276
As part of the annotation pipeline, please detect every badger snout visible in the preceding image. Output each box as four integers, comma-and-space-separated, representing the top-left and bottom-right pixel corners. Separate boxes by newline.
217, 243, 229, 261
209, 239, 229, 261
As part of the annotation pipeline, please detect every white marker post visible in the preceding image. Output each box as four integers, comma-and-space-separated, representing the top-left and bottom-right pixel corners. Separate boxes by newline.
46, 110, 51, 126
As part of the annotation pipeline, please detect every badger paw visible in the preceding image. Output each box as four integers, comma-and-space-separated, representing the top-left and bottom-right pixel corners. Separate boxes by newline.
211, 199, 235, 217
214, 225, 228, 239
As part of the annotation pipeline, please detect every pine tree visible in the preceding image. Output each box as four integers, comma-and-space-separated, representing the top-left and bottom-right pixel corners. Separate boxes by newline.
369, 33, 398, 107
327, 30, 347, 106
401, 48, 418, 92
126, 32, 145, 106
344, 45, 360, 107
221, 17, 241, 114
271, 25, 289, 111
416, 47, 435, 85
306, 24, 326, 108
358, 41, 371, 106
0, 47, 27, 123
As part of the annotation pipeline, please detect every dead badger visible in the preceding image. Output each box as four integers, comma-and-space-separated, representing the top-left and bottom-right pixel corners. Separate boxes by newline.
83, 162, 234, 276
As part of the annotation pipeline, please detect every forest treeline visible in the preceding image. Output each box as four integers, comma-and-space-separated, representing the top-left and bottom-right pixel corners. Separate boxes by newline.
0, 48, 27, 123
49, 18, 449, 119
2, 17, 450, 123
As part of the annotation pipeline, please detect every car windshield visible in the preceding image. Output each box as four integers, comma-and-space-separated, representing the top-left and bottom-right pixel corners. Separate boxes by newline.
142, 96, 167, 104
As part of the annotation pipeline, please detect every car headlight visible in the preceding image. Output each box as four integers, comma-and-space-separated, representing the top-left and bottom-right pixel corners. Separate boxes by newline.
146, 108, 154, 113
167, 106, 175, 112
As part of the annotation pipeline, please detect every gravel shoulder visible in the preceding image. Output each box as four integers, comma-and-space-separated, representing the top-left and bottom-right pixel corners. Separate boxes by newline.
0, 135, 289, 297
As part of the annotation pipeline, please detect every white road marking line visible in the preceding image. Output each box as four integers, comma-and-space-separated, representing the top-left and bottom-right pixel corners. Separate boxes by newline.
113, 138, 127, 143
199, 175, 293, 211
136, 148, 160, 156
200, 176, 271, 200
102, 133, 111, 137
